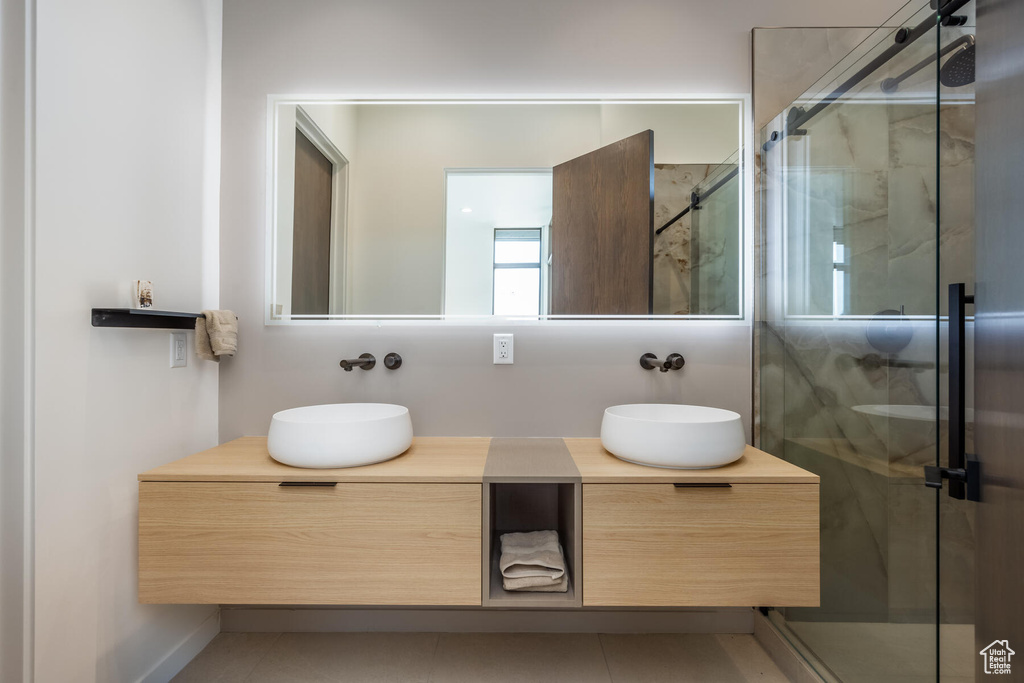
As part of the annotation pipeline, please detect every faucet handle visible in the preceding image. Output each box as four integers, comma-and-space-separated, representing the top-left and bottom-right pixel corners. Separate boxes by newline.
384, 352, 402, 370
663, 353, 686, 371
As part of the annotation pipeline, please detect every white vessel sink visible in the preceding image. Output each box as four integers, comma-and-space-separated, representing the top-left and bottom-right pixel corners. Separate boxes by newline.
600, 404, 747, 469
267, 403, 413, 469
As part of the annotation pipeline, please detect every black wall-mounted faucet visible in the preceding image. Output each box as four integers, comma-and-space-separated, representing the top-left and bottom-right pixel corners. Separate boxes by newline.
339, 352, 403, 371
640, 353, 686, 373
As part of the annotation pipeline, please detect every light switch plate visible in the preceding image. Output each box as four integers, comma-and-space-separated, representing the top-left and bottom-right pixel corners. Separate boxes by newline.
170, 332, 187, 368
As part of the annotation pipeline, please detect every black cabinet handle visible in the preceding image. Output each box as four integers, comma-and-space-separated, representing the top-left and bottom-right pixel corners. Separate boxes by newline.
673, 483, 732, 488
278, 482, 338, 487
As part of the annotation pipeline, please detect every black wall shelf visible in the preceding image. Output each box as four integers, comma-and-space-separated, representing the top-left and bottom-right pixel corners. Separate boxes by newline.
91, 308, 201, 330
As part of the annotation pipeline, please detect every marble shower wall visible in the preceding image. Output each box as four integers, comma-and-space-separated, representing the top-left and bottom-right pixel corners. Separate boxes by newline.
692, 165, 741, 316
752, 27, 877, 132
752, 26, 880, 448
761, 319, 976, 625
781, 100, 975, 317
653, 163, 741, 316
652, 164, 712, 315
758, 97, 976, 623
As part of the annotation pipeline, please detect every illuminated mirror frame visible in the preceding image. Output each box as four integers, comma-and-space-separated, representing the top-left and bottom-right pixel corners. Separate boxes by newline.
265, 95, 752, 325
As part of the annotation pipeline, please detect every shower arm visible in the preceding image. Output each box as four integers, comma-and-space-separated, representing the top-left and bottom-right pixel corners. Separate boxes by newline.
880, 34, 974, 93
763, 0, 972, 151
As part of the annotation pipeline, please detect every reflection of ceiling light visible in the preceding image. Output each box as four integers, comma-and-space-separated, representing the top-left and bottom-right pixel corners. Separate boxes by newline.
461, 207, 472, 213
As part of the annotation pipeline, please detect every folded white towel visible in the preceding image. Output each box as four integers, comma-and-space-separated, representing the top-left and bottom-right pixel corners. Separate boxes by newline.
499, 530, 568, 592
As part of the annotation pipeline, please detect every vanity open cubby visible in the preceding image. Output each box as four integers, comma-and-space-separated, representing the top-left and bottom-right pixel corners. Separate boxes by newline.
482, 438, 582, 608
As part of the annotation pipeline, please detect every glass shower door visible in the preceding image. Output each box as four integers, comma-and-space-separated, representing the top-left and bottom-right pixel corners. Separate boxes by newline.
757, 0, 977, 679
691, 152, 741, 316
937, 3, 977, 680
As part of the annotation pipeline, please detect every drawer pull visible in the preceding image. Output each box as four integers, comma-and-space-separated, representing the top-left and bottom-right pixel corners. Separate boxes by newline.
673, 483, 732, 488
278, 482, 337, 487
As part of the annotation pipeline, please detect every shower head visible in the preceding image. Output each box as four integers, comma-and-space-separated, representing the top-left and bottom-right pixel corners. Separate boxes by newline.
940, 39, 976, 87
880, 34, 976, 93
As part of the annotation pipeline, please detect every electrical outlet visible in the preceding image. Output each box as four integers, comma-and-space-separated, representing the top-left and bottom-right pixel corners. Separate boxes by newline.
493, 333, 513, 364
170, 332, 187, 368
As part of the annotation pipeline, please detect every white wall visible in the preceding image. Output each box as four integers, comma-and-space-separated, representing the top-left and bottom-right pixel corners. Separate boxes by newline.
302, 104, 358, 162
33, 1, 222, 681
600, 103, 741, 162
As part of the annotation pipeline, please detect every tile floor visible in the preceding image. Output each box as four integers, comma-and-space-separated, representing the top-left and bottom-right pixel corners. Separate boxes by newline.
783, 621, 974, 683
172, 632, 791, 682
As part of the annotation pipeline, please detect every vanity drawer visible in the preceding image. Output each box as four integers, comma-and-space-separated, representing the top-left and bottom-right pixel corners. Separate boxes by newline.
582, 483, 819, 607
139, 482, 481, 605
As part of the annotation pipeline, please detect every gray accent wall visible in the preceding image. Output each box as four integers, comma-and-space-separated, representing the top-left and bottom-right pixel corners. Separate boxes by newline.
219, 323, 752, 439
219, 0, 905, 441
1, 0, 31, 679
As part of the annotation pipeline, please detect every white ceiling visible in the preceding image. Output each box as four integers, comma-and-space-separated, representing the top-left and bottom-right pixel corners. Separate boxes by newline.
446, 172, 553, 232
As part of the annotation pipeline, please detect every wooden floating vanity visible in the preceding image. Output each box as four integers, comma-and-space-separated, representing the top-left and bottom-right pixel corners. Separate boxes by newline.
139, 437, 819, 608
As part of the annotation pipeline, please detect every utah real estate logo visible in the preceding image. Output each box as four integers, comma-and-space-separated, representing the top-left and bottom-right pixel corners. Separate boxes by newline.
980, 640, 1015, 675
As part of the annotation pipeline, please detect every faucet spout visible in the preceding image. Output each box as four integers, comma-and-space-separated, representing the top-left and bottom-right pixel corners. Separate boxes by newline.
339, 353, 376, 371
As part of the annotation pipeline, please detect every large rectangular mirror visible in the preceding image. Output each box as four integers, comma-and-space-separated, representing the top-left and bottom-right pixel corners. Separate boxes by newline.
268, 98, 744, 321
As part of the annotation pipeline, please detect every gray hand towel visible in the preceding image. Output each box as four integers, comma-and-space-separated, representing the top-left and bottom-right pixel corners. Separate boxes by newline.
503, 573, 569, 593
195, 310, 237, 362
499, 530, 568, 592
499, 530, 565, 581
502, 545, 569, 592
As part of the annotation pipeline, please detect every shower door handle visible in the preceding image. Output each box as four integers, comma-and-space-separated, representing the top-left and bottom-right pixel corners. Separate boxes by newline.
925, 283, 980, 501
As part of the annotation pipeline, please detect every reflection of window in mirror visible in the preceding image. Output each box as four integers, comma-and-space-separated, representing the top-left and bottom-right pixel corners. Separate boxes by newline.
784, 161, 852, 317
832, 225, 849, 316
493, 229, 542, 316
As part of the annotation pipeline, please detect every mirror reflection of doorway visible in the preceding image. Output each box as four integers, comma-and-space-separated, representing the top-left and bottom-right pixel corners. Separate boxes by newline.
291, 128, 333, 316
290, 106, 349, 318
443, 170, 553, 316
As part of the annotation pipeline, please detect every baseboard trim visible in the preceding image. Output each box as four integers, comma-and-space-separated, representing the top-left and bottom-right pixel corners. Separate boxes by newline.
753, 610, 833, 683
137, 609, 221, 683
220, 607, 753, 634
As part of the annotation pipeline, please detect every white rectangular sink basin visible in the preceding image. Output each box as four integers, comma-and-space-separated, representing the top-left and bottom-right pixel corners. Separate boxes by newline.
267, 403, 413, 469
600, 404, 747, 469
